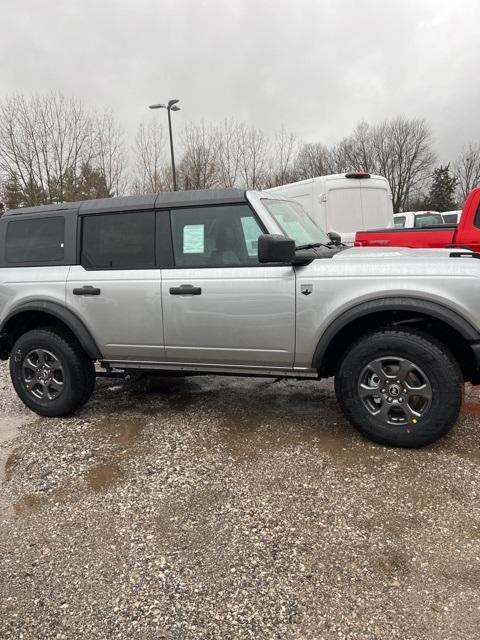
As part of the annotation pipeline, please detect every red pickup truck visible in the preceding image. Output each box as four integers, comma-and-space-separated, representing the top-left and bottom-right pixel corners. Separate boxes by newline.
355, 187, 480, 251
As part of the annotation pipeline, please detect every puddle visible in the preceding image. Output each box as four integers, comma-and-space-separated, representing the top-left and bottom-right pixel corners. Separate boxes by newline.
14, 492, 49, 516
444, 402, 480, 462
3, 450, 21, 482
84, 464, 125, 491
13, 487, 70, 516
12, 464, 126, 517
138, 377, 203, 413
0, 415, 28, 521
313, 431, 362, 461
455, 447, 480, 463
373, 550, 410, 578
217, 402, 371, 466
462, 401, 480, 417
85, 416, 147, 492
6, 414, 144, 518
0, 415, 26, 479
11, 464, 125, 518
93, 415, 145, 445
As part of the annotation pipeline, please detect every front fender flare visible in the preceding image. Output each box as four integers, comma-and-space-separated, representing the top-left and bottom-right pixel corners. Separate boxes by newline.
312, 296, 480, 369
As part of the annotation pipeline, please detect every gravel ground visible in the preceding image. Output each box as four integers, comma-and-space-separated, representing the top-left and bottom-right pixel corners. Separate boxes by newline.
0, 362, 479, 639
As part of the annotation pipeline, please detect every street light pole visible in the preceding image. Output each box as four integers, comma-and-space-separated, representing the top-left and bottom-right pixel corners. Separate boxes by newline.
166, 105, 177, 191
148, 99, 181, 191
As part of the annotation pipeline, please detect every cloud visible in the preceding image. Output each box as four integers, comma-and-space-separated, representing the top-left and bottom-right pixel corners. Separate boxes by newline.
1, 0, 479, 159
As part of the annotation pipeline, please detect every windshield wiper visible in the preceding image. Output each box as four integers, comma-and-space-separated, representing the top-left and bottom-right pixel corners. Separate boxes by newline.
295, 242, 335, 250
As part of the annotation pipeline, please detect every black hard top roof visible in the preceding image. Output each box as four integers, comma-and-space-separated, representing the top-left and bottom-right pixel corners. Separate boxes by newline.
3, 188, 247, 217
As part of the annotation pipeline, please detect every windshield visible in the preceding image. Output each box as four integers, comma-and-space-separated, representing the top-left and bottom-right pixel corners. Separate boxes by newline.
261, 198, 331, 247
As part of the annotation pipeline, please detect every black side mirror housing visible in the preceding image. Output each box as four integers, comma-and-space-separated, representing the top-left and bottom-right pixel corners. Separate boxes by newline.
328, 231, 342, 246
258, 234, 295, 263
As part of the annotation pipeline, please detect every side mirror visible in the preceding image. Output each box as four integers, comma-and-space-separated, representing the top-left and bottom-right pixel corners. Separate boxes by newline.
258, 234, 295, 263
328, 231, 342, 246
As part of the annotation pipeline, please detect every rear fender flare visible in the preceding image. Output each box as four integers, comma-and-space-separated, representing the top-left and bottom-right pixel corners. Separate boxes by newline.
0, 300, 102, 360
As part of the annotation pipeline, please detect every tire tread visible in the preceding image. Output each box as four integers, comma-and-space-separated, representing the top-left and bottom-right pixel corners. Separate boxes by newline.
335, 328, 463, 448
10, 327, 95, 417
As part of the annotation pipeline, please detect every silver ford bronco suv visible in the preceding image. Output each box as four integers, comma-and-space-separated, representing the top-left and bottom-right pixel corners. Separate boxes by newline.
1, 188, 479, 448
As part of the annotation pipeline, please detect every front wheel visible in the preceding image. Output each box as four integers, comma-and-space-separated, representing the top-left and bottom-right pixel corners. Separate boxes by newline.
10, 328, 95, 417
335, 329, 464, 448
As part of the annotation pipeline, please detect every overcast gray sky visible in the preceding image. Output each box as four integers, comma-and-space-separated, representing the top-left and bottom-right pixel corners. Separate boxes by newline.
1, 0, 479, 160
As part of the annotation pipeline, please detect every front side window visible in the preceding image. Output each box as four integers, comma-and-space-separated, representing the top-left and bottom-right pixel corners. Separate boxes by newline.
6, 217, 65, 264
261, 198, 330, 247
171, 205, 264, 267
81, 211, 155, 269
394, 216, 406, 228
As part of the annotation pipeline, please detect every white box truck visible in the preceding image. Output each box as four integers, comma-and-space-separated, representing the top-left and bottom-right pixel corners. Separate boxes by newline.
266, 172, 394, 244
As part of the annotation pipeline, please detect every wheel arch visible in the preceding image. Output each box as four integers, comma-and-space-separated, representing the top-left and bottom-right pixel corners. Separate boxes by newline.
0, 301, 102, 361
313, 297, 480, 382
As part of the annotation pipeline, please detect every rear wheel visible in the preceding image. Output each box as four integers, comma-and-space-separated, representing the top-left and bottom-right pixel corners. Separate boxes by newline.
335, 329, 464, 447
10, 328, 95, 417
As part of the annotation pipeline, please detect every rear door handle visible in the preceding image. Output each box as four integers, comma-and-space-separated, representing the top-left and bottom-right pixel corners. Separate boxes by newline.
73, 286, 101, 296
169, 284, 202, 296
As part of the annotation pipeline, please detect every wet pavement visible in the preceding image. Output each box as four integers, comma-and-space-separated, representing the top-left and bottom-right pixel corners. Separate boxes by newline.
0, 364, 479, 639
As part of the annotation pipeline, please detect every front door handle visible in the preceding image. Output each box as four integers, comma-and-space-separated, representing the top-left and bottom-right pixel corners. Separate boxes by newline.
169, 284, 202, 296
73, 286, 101, 296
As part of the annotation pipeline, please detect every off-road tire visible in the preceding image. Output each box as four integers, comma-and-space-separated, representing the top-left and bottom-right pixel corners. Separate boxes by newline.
10, 327, 96, 417
334, 329, 464, 448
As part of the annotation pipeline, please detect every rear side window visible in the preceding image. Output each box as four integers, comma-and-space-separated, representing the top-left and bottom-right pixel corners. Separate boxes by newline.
442, 213, 458, 224
6, 217, 65, 264
414, 213, 443, 228
81, 211, 155, 269
394, 216, 406, 228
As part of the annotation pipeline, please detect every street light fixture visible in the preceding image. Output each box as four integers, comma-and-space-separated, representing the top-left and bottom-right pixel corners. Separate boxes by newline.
149, 99, 181, 191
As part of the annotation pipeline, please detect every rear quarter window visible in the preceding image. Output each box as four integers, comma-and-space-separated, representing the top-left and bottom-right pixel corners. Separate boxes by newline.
6, 217, 65, 264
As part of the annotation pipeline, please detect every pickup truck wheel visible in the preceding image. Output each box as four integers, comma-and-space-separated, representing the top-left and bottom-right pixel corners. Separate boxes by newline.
9, 328, 95, 417
334, 329, 463, 448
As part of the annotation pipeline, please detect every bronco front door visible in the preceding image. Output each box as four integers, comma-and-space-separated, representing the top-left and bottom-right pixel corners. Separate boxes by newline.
161, 203, 296, 368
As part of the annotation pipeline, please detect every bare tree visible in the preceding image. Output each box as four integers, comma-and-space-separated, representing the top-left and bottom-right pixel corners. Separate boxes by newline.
0, 92, 97, 206
294, 142, 333, 179
376, 117, 436, 211
454, 143, 480, 202
131, 120, 168, 194
237, 124, 269, 189
330, 117, 435, 211
349, 121, 378, 171
264, 125, 298, 187
327, 140, 353, 174
215, 119, 243, 188
93, 109, 128, 196
0, 93, 441, 213
179, 121, 218, 190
